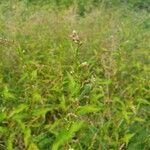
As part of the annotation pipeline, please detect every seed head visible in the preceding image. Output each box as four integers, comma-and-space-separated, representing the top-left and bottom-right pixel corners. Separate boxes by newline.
69, 30, 82, 46
0, 37, 14, 46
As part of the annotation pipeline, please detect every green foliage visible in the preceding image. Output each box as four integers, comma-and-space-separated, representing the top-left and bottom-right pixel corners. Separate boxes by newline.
52, 122, 83, 150
0, 0, 150, 149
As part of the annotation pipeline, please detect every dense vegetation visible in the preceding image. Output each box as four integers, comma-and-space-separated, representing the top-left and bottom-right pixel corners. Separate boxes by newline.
0, 0, 150, 149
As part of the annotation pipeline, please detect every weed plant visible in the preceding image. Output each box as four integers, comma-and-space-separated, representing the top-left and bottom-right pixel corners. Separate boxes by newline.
0, 0, 150, 150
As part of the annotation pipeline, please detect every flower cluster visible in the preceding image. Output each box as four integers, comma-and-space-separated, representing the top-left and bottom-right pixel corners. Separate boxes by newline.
69, 30, 82, 46
0, 38, 14, 46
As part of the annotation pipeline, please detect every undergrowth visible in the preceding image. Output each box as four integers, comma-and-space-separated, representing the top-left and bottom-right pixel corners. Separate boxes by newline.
0, 0, 150, 150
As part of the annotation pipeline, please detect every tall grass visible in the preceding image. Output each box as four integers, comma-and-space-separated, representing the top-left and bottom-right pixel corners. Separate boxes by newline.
0, 0, 150, 150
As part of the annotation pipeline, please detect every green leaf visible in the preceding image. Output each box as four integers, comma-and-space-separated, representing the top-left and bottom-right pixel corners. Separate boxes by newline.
28, 143, 39, 150
79, 84, 92, 99
9, 104, 28, 118
128, 128, 149, 150
77, 105, 101, 115
134, 117, 145, 122
31, 70, 38, 80
0, 126, 8, 134
6, 134, 15, 150
2, 86, 15, 100
59, 95, 66, 111
52, 122, 83, 150
31, 107, 53, 117
67, 73, 80, 97
0, 112, 7, 121
122, 133, 135, 145
137, 98, 150, 105
32, 90, 42, 103
99, 79, 112, 85
24, 127, 31, 147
